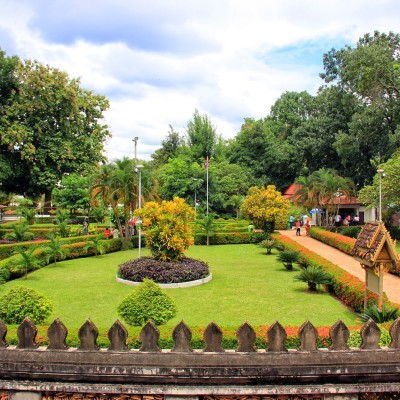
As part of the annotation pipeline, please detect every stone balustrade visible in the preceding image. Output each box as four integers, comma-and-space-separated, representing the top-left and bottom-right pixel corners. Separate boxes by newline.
1, 317, 400, 399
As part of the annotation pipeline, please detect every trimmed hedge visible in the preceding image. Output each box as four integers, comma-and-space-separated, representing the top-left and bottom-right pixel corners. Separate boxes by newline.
308, 227, 400, 276
193, 232, 267, 245
272, 233, 395, 313
308, 227, 356, 255
0, 238, 124, 281
0, 235, 99, 261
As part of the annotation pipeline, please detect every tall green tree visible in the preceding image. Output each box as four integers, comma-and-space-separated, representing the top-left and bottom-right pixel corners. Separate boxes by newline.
0, 53, 110, 204
185, 109, 217, 160
151, 125, 185, 166
52, 173, 91, 215
320, 31, 400, 186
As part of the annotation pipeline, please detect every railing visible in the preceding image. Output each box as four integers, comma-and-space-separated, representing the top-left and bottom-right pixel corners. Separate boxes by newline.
1, 316, 400, 389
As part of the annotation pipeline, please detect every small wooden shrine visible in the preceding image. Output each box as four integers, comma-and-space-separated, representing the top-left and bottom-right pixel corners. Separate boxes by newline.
351, 222, 400, 309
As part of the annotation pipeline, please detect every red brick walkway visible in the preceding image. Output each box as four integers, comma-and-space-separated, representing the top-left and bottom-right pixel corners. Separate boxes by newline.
278, 229, 400, 305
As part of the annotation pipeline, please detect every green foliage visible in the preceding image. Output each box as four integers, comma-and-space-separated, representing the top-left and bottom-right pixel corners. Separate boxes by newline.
358, 304, 399, 323
0, 267, 10, 284
10, 246, 43, 279
4, 223, 34, 242
16, 206, 36, 225
241, 185, 290, 231
258, 237, 283, 254
293, 265, 332, 291
340, 226, 361, 238
43, 235, 69, 266
0, 54, 110, 198
52, 173, 91, 214
137, 197, 195, 261
196, 213, 216, 246
0, 286, 53, 324
276, 249, 300, 271
84, 235, 108, 257
117, 279, 177, 326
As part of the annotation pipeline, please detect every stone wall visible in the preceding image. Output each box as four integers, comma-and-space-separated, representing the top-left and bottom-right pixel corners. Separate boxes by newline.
0, 317, 400, 399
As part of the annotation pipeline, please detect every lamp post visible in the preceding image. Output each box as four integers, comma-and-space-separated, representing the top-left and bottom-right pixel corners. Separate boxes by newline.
135, 164, 144, 258
193, 178, 198, 216
133, 137, 139, 165
377, 169, 384, 222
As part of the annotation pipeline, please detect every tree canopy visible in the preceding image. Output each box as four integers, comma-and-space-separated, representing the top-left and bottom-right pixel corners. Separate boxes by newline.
0, 50, 110, 202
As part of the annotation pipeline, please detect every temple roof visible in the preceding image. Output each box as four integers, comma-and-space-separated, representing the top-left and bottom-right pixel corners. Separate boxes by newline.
351, 222, 399, 268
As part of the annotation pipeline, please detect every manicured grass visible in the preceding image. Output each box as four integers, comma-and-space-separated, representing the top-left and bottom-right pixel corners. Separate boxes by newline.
1, 244, 357, 329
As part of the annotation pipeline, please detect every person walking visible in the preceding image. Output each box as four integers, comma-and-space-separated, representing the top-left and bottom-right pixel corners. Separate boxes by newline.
295, 220, 301, 236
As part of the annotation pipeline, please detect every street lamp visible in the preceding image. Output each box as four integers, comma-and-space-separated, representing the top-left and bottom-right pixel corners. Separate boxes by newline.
133, 137, 139, 165
193, 178, 198, 216
135, 164, 144, 258
377, 169, 384, 222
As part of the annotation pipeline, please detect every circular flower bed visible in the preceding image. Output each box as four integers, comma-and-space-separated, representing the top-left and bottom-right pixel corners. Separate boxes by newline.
118, 256, 209, 284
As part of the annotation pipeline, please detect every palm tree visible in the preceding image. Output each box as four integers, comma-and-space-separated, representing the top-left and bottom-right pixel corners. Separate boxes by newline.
12, 246, 42, 279
276, 250, 300, 271
85, 234, 107, 257
197, 214, 216, 246
293, 265, 332, 291
43, 235, 69, 266
294, 169, 355, 226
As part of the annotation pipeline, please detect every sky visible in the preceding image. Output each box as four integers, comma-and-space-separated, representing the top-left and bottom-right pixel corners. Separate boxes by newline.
1, 0, 400, 161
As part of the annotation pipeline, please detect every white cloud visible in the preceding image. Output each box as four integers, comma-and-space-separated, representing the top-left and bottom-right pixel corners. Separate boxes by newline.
1, 0, 400, 160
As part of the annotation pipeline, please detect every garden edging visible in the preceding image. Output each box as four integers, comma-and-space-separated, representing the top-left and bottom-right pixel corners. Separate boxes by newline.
116, 273, 212, 288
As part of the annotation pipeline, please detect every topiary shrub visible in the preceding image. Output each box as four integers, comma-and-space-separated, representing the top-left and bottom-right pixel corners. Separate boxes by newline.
117, 278, 177, 326
0, 286, 53, 324
118, 256, 209, 283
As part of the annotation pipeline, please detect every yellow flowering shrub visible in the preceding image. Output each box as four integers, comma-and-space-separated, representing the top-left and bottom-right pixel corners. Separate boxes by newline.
241, 185, 289, 231
136, 197, 195, 261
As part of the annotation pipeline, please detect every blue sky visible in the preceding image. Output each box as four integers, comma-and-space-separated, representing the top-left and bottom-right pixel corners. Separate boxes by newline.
1, 0, 400, 161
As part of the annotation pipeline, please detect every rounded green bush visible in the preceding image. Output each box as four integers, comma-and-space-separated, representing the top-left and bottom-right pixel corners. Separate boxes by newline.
117, 278, 177, 326
0, 286, 53, 324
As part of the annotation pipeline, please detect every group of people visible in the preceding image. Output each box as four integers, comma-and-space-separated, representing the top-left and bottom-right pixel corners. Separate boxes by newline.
332, 214, 359, 227
288, 215, 311, 236
103, 227, 120, 239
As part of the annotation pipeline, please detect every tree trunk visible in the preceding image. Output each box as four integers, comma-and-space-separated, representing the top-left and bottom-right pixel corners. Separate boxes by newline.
44, 190, 52, 213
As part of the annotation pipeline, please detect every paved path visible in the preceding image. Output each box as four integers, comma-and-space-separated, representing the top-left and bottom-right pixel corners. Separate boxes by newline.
278, 229, 400, 305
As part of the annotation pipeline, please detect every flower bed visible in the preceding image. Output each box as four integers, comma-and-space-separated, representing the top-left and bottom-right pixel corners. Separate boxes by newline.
308, 227, 356, 254
272, 233, 396, 312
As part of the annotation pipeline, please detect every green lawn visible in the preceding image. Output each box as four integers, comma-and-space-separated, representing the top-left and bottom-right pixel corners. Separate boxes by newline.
1, 244, 357, 329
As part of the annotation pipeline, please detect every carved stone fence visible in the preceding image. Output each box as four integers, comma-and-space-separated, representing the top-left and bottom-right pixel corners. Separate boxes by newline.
1, 317, 400, 399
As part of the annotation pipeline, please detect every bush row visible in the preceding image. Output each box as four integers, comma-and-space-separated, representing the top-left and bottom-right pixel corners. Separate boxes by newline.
193, 232, 267, 245
308, 227, 356, 255
2, 322, 393, 350
0, 226, 104, 240
308, 227, 400, 276
0, 238, 124, 281
0, 235, 100, 261
272, 233, 395, 313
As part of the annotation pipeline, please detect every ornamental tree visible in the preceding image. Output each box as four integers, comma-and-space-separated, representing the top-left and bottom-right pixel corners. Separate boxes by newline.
136, 197, 195, 262
241, 185, 289, 232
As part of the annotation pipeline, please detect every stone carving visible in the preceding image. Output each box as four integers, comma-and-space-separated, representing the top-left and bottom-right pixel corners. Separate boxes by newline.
139, 320, 160, 352
172, 320, 193, 352
16, 317, 38, 349
108, 320, 128, 351
267, 321, 287, 352
298, 320, 317, 351
0, 320, 7, 348
236, 321, 256, 352
78, 319, 100, 351
329, 319, 350, 351
360, 319, 381, 350
47, 318, 69, 350
204, 321, 224, 352
389, 317, 400, 349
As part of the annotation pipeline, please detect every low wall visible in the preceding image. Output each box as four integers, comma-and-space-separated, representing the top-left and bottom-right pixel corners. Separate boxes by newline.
0, 317, 400, 399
